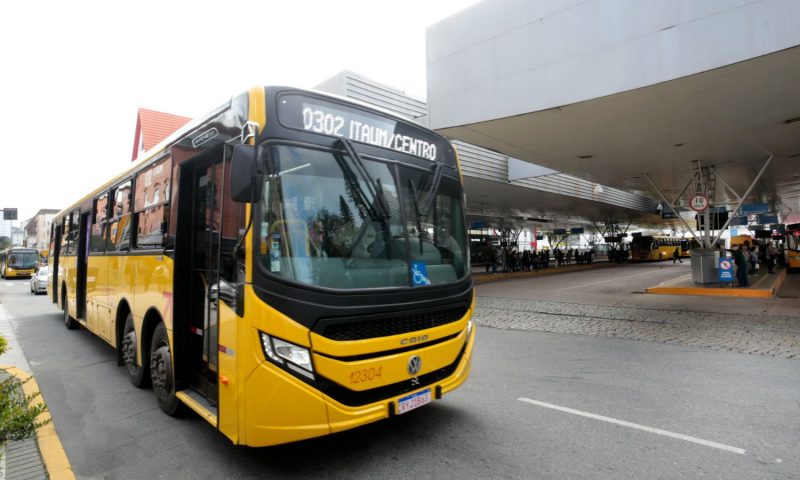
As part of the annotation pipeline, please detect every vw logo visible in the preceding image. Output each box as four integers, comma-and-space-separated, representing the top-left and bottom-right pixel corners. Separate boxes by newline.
407, 355, 422, 376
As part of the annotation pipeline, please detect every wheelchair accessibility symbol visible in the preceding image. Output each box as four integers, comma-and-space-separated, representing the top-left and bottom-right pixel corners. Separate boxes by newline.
411, 262, 431, 286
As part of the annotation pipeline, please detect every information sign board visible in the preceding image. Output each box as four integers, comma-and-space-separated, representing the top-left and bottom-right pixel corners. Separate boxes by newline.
740, 203, 769, 215
718, 258, 734, 283
758, 214, 778, 225
2, 208, 17, 220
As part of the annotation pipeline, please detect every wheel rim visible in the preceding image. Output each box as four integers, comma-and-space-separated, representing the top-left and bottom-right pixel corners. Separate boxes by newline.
150, 342, 173, 396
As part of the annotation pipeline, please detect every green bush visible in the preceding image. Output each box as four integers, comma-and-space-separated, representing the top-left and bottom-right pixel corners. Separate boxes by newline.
0, 335, 51, 442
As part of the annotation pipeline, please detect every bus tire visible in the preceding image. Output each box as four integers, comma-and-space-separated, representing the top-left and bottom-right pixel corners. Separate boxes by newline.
62, 289, 79, 330
150, 322, 182, 416
122, 313, 149, 388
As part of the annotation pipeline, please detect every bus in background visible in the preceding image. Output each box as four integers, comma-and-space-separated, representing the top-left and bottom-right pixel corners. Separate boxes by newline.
48, 86, 475, 447
728, 234, 755, 251
786, 223, 800, 271
630, 235, 693, 261
0, 247, 39, 278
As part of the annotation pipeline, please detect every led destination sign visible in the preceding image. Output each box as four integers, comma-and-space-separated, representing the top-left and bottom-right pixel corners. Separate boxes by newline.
278, 94, 447, 162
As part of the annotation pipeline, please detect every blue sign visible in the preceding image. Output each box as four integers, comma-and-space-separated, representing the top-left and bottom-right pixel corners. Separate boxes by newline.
469, 220, 487, 229
570, 227, 584, 234
553, 228, 567, 235
740, 203, 769, 215
718, 258, 734, 283
410, 262, 431, 286
758, 214, 778, 225
729, 216, 748, 226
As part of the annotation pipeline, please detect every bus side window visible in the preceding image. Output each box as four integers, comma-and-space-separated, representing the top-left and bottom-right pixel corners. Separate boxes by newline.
109, 180, 133, 251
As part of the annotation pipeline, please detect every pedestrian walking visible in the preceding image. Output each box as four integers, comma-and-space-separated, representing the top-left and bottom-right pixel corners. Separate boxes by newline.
672, 247, 682, 263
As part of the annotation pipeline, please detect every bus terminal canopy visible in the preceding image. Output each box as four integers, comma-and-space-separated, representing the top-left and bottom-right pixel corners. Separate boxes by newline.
426, 2, 800, 224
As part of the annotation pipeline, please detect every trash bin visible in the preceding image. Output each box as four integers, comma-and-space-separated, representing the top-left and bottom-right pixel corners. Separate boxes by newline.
691, 248, 719, 284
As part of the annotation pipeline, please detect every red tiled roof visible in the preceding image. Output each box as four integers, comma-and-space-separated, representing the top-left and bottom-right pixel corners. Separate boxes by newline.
132, 108, 192, 161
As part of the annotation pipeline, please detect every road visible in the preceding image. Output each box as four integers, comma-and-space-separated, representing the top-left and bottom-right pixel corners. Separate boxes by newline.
1, 264, 798, 479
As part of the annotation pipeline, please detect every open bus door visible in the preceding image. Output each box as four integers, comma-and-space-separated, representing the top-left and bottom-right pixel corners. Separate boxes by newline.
173, 145, 244, 411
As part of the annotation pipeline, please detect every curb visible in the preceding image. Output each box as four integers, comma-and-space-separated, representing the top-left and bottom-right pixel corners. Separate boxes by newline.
1, 366, 75, 480
473, 262, 616, 285
646, 268, 787, 298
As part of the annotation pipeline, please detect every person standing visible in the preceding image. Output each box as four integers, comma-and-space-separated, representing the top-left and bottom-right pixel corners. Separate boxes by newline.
766, 242, 777, 274
672, 247, 682, 264
748, 245, 758, 275
733, 245, 749, 287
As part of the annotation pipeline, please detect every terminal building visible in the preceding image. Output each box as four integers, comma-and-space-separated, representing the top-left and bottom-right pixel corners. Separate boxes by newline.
424, 0, 800, 232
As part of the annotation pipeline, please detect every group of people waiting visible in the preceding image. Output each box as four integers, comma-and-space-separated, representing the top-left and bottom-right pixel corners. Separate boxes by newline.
481, 243, 594, 274
730, 240, 779, 287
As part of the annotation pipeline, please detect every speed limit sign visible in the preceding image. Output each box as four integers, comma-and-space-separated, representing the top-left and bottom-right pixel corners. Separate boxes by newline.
689, 194, 709, 212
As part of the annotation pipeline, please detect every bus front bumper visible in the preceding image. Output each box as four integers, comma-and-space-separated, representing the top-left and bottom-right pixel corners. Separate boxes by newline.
241, 326, 475, 447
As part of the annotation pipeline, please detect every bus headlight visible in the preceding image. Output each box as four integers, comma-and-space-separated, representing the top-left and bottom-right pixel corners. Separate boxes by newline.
259, 332, 315, 379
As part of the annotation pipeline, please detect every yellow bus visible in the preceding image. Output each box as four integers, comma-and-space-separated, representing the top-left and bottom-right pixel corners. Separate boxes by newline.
786, 223, 800, 271
630, 235, 696, 261
48, 86, 475, 447
0, 247, 39, 278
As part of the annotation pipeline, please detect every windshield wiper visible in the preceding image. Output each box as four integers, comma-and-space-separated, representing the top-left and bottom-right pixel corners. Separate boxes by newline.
336, 138, 390, 220
411, 162, 443, 218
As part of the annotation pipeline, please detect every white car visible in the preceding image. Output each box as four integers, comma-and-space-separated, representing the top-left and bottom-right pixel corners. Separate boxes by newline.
30, 266, 49, 294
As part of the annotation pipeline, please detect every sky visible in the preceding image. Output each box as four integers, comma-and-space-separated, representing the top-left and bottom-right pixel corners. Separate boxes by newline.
0, 0, 481, 224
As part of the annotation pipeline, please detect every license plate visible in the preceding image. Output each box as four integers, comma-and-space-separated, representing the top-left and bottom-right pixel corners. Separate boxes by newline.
397, 389, 432, 414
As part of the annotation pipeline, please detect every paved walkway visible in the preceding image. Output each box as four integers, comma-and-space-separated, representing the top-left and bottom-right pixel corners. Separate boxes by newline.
474, 295, 800, 359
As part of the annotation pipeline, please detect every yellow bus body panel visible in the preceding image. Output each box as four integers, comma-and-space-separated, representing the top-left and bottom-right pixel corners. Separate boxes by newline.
325, 326, 475, 435
86, 255, 112, 341
218, 300, 240, 443
787, 251, 800, 269
59, 256, 78, 318
311, 329, 468, 392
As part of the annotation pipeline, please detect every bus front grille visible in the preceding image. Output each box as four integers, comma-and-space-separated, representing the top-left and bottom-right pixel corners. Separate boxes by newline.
316, 304, 468, 341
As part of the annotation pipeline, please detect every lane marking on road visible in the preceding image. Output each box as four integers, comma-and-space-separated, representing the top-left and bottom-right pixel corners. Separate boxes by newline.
517, 397, 746, 455
561, 270, 657, 290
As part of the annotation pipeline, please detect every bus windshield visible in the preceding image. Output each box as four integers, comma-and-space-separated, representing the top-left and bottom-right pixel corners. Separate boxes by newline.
258, 145, 467, 289
8, 251, 38, 269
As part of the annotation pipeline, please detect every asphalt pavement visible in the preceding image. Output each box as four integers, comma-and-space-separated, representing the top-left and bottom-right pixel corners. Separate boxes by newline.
0, 264, 798, 479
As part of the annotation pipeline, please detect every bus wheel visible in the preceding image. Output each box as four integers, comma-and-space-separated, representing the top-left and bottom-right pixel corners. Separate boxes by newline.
122, 313, 149, 388
62, 291, 79, 330
150, 323, 181, 415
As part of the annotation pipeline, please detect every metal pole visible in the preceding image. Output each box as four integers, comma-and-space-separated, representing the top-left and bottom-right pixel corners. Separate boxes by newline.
712, 155, 774, 247
644, 174, 703, 247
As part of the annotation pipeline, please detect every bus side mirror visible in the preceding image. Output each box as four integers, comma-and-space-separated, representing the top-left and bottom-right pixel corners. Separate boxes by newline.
231, 145, 263, 203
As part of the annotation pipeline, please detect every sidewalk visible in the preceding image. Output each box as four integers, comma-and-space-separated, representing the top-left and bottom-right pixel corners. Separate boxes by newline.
0, 304, 74, 480
646, 266, 788, 298
472, 261, 615, 285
